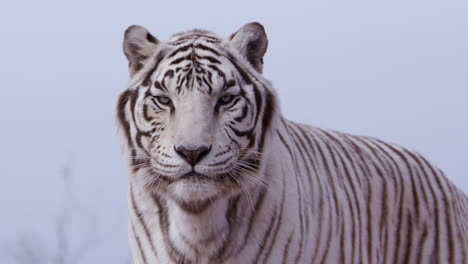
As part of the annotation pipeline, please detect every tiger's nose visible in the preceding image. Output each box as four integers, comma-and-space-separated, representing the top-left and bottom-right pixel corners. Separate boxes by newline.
174, 145, 211, 166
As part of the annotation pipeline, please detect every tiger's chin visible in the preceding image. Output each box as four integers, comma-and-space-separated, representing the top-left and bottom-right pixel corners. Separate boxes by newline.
168, 176, 221, 202
145, 168, 244, 212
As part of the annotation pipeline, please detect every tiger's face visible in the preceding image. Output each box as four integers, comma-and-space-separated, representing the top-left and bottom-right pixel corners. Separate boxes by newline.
118, 23, 276, 208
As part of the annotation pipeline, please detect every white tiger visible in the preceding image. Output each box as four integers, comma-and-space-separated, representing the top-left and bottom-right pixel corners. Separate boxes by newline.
116, 22, 468, 264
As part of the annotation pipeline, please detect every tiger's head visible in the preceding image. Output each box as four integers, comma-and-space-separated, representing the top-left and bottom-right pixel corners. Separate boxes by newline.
117, 22, 278, 211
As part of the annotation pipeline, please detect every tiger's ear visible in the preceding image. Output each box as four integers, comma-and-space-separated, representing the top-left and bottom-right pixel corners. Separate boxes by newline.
123, 25, 159, 76
229, 22, 268, 73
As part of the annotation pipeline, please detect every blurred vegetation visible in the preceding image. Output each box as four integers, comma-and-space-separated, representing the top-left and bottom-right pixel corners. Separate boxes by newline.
3, 163, 130, 264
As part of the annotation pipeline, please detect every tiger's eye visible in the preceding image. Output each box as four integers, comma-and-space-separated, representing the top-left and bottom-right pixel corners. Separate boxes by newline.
219, 95, 234, 105
156, 96, 171, 105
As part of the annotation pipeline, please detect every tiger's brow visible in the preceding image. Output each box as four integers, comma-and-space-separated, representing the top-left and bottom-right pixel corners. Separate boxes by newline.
222, 79, 237, 92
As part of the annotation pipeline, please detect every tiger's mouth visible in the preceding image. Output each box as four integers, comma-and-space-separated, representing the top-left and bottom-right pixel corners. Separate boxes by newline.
179, 171, 214, 182
157, 170, 222, 184
148, 165, 254, 204
162, 170, 228, 204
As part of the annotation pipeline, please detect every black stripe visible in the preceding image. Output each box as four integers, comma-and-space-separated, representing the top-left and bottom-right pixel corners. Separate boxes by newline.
169, 54, 192, 66
282, 231, 294, 264
194, 43, 221, 56
235, 185, 268, 255
167, 44, 192, 58
260, 172, 287, 263
258, 89, 276, 151
253, 204, 278, 263
130, 184, 158, 259
277, 127, 305, 263
142, 53, 165, 86
152, 194, 190, 263
195, 55, 221, 64
132, 224, 148, 264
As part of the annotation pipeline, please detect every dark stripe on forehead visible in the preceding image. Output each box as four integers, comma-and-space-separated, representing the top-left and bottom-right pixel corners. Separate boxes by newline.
203, 38, 222, 44
169, 55, 192, 66
201, 76, 213, 95
226, 79, 236, 88
152, 69, 174, 93
194, 43, 221, 56
171, 29, 216, 37
164, 69, 174, 78
226, 54, 252, 84
142, 53, 165, 87
167, 44, 192, 58
223, 79, 236, 92
172, 34, 221, 43
196, 55, 221, 64
154, 81, 166, 92
207, 64, 226, 79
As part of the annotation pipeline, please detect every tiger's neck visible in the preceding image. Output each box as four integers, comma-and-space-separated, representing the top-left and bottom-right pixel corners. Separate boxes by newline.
128, 146, 287, 263
160, 195, 233, 257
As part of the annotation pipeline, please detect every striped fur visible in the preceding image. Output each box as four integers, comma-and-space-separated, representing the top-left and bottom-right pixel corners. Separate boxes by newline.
117, 23, 468, 264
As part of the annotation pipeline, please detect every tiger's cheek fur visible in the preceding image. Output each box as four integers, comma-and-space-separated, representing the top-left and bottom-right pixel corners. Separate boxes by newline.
131, 94, 188, 178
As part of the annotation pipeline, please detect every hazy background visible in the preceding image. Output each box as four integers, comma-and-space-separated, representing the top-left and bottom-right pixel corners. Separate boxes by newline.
0, 0, 466, 263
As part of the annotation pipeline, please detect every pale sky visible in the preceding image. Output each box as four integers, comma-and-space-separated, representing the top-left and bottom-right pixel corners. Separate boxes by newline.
0, 0, 467, 262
